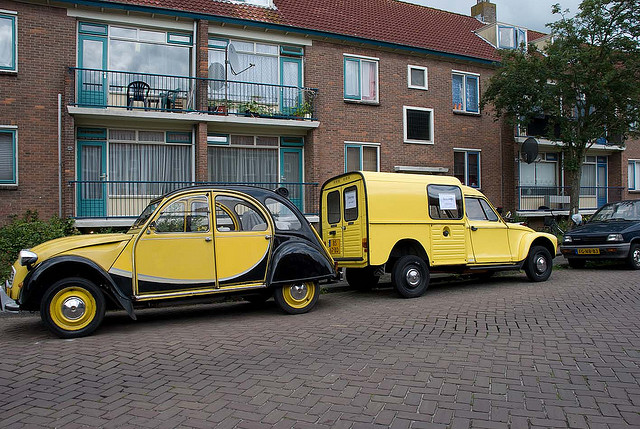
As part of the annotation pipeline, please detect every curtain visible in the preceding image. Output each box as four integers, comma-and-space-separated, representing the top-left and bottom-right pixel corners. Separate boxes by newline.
0, 132, 14, 181
581, 164, 596, 195
452, 74, 464, 110
0, 17, 14, 68
344, 59, 360, 98
109, 143, 191, 195
362, 146, 378, 171
345, 146, 360, 172
208, 147, 277, 186
465, 76, 479, 113
361, 61, 377, 101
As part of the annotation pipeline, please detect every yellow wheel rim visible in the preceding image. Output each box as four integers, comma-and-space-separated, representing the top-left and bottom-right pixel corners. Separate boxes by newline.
282, 282, 316, 309
49, 287, 97, 331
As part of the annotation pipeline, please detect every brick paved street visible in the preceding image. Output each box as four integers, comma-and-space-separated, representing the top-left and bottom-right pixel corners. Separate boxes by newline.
1, 266, 639, 428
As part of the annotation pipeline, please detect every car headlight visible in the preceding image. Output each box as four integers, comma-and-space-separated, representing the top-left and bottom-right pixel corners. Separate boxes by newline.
563, 235, 572, 243
607, 234, 623, 242
19, 250, 38, 267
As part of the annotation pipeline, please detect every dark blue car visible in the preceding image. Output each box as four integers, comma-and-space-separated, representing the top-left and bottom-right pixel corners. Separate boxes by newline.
560, 200, 640, 269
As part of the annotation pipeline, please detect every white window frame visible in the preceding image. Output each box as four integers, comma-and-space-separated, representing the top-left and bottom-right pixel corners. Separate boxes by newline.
344, 141, 380, 172
343, 53, 379, 103
497, 25, 527, 49
407, 65, 428, 90
0, 10, 18, 73
453, 148, 481, 188
452, 70, 480, 114
629, 160, 640, 191
403, 106, 434, 145
0, 126, 18, 186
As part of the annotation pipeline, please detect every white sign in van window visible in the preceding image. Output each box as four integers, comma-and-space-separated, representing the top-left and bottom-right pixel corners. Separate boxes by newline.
344, 190, 357, 210
439, 193, 457, 210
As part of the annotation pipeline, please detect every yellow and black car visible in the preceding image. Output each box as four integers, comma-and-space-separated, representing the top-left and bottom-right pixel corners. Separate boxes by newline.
2, 186, 336, 338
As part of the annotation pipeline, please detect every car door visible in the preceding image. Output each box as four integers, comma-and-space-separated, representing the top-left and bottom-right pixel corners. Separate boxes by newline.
465, 197, 512, 263
213, 193, 273, 288
321, 181, 366, 263
426, 184, 468, 266
134, 192, 215, 296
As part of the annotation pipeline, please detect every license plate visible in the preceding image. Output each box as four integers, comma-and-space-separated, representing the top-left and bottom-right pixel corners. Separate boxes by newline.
577, 248, 600, 255
328, 239, 341, 255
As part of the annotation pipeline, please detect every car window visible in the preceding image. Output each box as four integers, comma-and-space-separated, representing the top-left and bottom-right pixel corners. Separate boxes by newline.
265, 198, 302, 231
344, 186, 358, 222
479, 199, 499, 221
215, 196, 267, 232
155, 195, 210, 233
327, 190, 341, 224
465, 198, 486, 220
592, 201, 640, 221
427, 185, 463, 220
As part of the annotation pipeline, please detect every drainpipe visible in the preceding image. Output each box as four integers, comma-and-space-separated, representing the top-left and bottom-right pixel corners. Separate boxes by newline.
58, 93, 62, 217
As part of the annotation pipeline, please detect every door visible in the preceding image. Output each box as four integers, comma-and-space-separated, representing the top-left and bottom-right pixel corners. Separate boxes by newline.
134, 193, 215, 296
78, 34, 107, 106
426, 184, 467, 266
213, 194, 273, 287
280, 148, 303, 211
280, 57, 302, 115
465, 197, 512, 263
321, 181, 366, 262
77, 141, 107, 217
597, 157, 608, 207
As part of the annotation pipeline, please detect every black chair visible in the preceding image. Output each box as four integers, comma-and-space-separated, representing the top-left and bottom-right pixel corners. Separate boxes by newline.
126, 81, 150, 110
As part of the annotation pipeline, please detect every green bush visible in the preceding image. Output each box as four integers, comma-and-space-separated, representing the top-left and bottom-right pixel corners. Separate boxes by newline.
0, 211, 77, 283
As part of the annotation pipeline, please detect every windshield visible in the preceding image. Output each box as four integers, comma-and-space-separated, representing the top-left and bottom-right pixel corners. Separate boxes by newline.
591, 201, 640, 222
129, 198, 162, 231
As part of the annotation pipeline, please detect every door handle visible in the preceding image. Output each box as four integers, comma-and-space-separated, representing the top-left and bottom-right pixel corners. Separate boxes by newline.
205, 236, 212, 242
471, 226, 478, 231
329, 231, 336, 236
265, 235, 272, 240
342, 226, 347, 230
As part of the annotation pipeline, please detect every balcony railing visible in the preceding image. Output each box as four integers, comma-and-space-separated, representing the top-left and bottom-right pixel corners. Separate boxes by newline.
69, 180, 319, 220
518, 186, 624, 211
69, 68, 318, 120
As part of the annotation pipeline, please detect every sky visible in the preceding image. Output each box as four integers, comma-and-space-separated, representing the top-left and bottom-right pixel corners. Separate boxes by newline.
402, 0, 581, 33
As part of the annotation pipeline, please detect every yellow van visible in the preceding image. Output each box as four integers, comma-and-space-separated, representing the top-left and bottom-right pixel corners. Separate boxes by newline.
320, 172, 557, 298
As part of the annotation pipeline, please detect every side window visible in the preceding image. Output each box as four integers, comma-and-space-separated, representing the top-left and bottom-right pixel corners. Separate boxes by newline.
479, 199, 499, 221
343, 186, 358, 222
155, 195, 210, 233
215, 196, 267, 232
427, 185, 463, 220
465, 198, 486, 221
265, 198, 302, 231
327, 190, 341, 224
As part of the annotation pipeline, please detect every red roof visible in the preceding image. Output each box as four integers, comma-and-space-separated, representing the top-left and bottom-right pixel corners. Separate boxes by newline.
104, 0, 543, 62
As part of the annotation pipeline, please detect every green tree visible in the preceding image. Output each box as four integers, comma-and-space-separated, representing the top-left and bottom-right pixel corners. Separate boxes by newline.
482, 0, 640, 214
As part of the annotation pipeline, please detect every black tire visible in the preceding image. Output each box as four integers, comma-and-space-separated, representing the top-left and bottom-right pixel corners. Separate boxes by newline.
627, 243, 640, 270
40, 277, 106, 339
567, 258, 586, 269
523, 246, 553, 282
391, 255, 429, 298
273, 281, 319, 314
345, 267, 380, 290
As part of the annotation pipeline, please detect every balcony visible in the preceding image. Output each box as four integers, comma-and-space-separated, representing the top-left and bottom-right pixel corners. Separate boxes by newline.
518, 186, 624, 212
68, 68, 318, 121
69, 180, 319, 226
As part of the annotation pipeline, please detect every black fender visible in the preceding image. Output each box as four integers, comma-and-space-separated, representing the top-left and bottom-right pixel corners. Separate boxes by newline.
268, 238, 336, 285
20, 255, 136, 320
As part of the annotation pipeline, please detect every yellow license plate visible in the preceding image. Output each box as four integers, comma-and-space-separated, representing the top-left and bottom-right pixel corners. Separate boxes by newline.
577, 248, 600, 255
328, 239, 341, 255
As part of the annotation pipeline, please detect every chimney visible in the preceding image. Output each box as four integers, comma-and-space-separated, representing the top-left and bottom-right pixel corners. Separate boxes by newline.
471, 0, 496, 24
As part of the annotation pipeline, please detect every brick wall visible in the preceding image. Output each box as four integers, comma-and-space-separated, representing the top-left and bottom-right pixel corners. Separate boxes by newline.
0, 0, 75, 224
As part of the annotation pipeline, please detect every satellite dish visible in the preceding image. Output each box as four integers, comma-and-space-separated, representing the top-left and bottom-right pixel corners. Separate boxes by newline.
227, 44, 255, 76
521, 137, 539, 164
208, 62, 226, 91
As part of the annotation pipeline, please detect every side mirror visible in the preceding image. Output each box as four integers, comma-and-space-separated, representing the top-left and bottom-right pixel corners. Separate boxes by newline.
147, 220, 157, 234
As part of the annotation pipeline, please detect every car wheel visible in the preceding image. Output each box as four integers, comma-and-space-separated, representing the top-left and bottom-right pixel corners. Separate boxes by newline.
40, 277, 106, 339
274, 281, 319, 314
391, 255, 429, 298
523, 246, 553, 282
567, 258, 586, 269
627, 243, 640, 270
345, 267, 380, 290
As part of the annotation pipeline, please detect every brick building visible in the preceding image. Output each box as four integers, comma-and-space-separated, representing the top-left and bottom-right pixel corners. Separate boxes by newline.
0, 0, 638, 227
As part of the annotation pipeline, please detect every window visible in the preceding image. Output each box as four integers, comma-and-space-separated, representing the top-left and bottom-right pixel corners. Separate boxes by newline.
427, 185, 463, 220
344, 55, 379, 103
454, 150, 480, 188
466, 198, 498, 221
265, 198, 301, 231
326, 191, 341, 224
215, 196, 267, 232
0, 129, 17, 184
343, 186, 358, 222
498, 25, 527, 49
155, 195, 210, 233
519, 152, 558, 187
345, 143, 379, 172
208, 135, 278, 185
0, 12, 17, 72
403, 107, 434, 144
452, 72, 479, 113
629, 160, 640, 191
408, 65, 428, 90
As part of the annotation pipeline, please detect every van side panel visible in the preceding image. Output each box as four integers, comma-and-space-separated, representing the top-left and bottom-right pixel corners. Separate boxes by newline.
429, 224, 467, 265
368, 224, 430, 266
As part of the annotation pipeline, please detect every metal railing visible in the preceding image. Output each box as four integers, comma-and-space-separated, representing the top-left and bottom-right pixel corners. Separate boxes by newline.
518, 186, 624, 211
70, 68, 318, 120
69, 180, 319, 219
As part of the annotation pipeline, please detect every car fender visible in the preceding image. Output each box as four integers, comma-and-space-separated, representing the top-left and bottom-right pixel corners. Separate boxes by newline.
516, 232, 557, 261
268, 238, 336, 285
20, 255, 136, 320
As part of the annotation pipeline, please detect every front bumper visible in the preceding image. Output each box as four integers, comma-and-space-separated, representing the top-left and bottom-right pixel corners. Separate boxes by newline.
1, 280, 19, 312
560, 243, 630, 259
